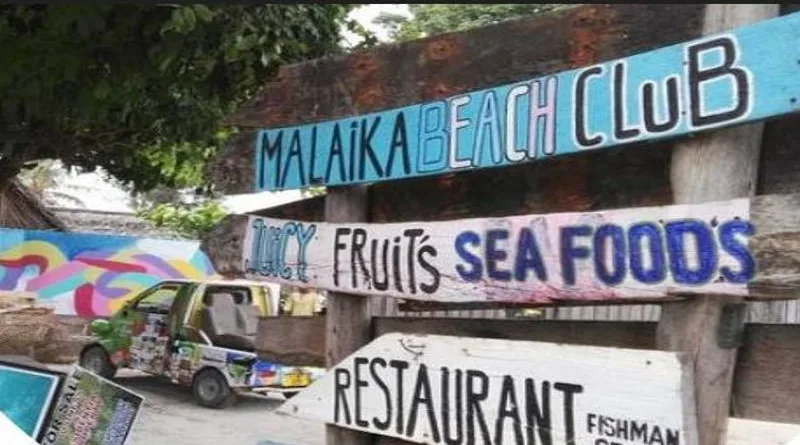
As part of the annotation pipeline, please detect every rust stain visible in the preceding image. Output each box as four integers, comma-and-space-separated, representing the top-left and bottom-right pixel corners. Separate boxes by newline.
424, 81, 462, 101
348, 53, 379, 80
567, 5, 618, 68
423, 36, 460, 62
354, 84, 386, 110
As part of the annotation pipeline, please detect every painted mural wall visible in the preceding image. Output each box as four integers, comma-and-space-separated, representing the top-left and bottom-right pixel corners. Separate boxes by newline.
0, 228, 218, 317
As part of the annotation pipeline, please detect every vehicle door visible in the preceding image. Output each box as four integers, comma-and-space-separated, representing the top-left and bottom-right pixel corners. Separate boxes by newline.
126, 281, 190, 375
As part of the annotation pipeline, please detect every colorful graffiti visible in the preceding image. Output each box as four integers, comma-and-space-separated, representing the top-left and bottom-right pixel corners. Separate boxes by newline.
0, 228, 218, 317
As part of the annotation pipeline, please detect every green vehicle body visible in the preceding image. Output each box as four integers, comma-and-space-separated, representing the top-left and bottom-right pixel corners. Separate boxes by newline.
80, 279, 324, 408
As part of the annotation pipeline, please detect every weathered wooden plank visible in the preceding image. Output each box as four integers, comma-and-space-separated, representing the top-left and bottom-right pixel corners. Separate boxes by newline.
659, 5, 780, 444
248, 12, 800, 192
211, 4, 706, 195
323, 185, 373, 445
733, 325, 800, 423
254, 316, 326, 367
373, 318, 800, 424
204, 194, 800, 305
373, 317, 655, 349
279, 333, 699, 445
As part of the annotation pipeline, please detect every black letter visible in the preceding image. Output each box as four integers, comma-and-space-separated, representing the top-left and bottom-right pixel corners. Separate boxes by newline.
333, 228, 351, 286
280, 130, 306, 188
555, 382, 584, 443
418, 245, 441, 294
370, 358, 392, 431
687, 37, 750, 127
325, 124, 347, 183
574, 67, 604, 148
308, 126, 323, 185
495, 376, 524, 445
441, 368, 464, 445
354, 357, 369, 427
389, 360, 410, 435
359, 117, 384, 180
466, 370, 492, 445
258, 130, 283, 189
404, 229, 424, 293
612, 62, 641, 140
642, 78, 680, 133
526, 379, 552, 445
386, 112, 411, 176
371, 239, 390, 291
406, 364, 441, 442
351, 228, 369, 289
334, 368, 352, 425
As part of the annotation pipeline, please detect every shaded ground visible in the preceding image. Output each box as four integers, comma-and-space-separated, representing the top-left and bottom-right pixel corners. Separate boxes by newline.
50, 367, 324, 445
47, 365, 800, 445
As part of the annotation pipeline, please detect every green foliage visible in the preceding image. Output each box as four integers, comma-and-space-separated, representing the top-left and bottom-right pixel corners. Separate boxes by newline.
375, 4, 572, 42
0, 4, 368, 192
137, 200, 228, 239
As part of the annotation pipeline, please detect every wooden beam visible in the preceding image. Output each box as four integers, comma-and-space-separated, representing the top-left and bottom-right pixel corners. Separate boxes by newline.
210, 4, 706, 195
657, 5, 780, 445
323, 186, 373, 445
254, 316, 326, 367
207, 193, 800, 305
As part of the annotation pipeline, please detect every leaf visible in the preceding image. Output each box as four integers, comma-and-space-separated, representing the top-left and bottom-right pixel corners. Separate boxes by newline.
193, 4, 214, 22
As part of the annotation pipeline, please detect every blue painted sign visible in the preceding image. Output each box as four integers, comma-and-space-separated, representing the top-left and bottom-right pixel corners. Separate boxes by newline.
0, 361, 63, 441
253, 12, 800, 192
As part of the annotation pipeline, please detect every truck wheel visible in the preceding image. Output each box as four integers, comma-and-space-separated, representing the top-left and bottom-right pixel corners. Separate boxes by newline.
193, 368, 236, 409
79, 346, 117, 379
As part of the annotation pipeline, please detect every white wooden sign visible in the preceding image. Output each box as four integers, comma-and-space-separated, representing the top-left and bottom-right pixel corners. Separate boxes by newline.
279, 333, 698, 445
242, 197, 759, 303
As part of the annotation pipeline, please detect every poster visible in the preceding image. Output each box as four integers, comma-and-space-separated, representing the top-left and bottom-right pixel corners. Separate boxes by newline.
41, 366, 144, 445
0, 360, 64, 441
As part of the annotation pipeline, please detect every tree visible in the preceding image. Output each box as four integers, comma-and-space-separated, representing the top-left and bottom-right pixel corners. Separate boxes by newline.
0, 5, 373, 193
374, 4, 572, 42
136, 199, 228, 239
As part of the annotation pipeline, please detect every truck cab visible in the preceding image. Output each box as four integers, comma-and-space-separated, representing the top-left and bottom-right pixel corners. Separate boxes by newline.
79, 279, 324, 408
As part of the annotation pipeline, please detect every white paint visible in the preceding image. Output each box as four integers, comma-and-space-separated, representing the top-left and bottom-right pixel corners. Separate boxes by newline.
279, 333, 698, 445
242, 197, 753, 303
0, 412, 39, 445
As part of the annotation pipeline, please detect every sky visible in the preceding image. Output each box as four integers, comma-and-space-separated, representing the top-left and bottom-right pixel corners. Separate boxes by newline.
48, 4, 410, 215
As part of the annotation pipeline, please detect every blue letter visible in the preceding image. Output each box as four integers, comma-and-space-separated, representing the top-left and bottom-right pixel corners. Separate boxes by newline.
665, 220, 717, 285
628, 222, 666, 284
417, 102, 448, 173
718, 219, 756, 283
455, 231, 482, 281
278, 222, 298, 279
560, 226, 592, 286
514, 227, 547, 281
593, 224, 626, 285
486, 229, 511, 281
295, 223, 317, 282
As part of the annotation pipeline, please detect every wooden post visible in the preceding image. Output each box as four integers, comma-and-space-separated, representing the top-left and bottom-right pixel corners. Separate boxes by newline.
324, 185, 373, 445
658, 4, 779, 445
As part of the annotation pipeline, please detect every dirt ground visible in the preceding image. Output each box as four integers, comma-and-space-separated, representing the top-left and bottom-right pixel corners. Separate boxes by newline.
49, 366, 325, 445
47, 365, 800, 445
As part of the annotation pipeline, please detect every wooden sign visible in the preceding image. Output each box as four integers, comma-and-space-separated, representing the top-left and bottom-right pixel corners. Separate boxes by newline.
279, 333, 698, 445
253, 12, 800, 192
238, 193, 800, 304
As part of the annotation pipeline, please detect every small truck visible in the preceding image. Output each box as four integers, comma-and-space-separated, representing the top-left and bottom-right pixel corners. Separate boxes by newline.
78, 278, 324, 408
